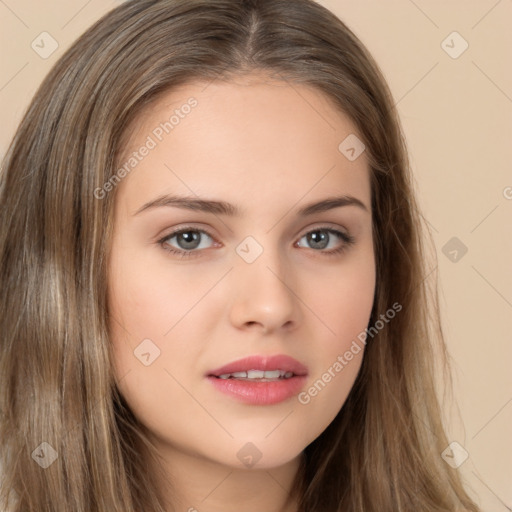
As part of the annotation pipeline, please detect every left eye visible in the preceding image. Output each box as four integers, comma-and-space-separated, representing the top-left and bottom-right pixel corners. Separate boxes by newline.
296, 228, 350, 251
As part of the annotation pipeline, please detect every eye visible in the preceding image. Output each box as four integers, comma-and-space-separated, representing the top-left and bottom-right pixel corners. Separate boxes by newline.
158, 227, 217, 259
295, 227, 355, 256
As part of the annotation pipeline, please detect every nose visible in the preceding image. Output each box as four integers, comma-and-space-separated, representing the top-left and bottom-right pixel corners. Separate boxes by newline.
228, 247, 301, 335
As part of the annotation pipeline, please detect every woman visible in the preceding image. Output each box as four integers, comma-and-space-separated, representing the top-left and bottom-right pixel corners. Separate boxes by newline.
0, 0, 481, 510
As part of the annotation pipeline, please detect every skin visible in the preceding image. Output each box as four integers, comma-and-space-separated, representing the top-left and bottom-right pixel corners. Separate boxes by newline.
107, 73, 376, 512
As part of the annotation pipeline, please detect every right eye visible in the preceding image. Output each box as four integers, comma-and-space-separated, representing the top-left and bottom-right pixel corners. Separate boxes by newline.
158, 227, 218, 259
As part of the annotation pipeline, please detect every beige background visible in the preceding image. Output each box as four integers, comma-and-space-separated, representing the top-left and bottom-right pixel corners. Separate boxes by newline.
1, 1, 511, 510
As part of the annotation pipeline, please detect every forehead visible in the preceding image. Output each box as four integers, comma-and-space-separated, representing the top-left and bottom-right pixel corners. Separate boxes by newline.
115, 74, 371, 217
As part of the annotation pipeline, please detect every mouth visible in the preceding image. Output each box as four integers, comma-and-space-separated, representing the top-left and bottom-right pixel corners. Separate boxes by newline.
206, 354, 308, 405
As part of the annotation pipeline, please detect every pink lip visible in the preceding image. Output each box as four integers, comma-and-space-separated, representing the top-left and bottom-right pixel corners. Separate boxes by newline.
206, 354, 309, 405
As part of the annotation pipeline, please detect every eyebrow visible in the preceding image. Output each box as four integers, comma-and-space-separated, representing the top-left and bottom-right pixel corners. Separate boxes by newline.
133, 194, 369, 217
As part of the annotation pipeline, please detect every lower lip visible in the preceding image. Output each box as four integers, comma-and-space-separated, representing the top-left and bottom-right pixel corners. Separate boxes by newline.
206, 375, 308, 405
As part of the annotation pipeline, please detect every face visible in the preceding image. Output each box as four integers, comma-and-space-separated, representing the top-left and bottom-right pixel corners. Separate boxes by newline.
107, 73, 375, 472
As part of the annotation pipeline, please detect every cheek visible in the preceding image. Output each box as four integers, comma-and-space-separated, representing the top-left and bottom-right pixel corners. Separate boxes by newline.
107, 248, 221, 412
106, 261, 202, 431
107, 248, 205, 344
294, 258, 375, 433
310, 253, 376, 351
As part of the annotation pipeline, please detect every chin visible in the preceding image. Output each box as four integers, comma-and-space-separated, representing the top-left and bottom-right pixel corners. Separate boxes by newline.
228, 438, 305, 471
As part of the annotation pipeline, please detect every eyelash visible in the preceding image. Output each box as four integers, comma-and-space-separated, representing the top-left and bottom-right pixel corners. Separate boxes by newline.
157, 225, 356, 260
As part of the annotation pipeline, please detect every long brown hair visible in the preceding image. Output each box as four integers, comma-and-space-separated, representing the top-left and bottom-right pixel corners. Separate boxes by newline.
0, 0, 480, 510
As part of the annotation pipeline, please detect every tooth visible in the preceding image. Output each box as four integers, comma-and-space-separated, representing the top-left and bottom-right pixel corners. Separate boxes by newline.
216, 369, 295, 380
246, 370, 265, 379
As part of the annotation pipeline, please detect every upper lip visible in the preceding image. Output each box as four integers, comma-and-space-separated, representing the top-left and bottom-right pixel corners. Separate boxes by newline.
207, 354, 308, 377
